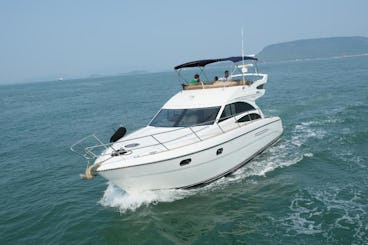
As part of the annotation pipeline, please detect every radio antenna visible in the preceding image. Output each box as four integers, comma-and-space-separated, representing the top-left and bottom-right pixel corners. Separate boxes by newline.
241, 28, 246, 83
241, 28, 245, 65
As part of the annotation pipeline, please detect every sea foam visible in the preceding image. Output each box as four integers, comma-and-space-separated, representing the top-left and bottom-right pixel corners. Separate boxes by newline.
98, 182, 193, 213
278, 186, 368, 241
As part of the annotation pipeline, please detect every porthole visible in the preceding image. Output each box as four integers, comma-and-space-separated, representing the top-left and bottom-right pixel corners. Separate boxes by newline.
216, 148, 223, 155
180, 158, 191, 166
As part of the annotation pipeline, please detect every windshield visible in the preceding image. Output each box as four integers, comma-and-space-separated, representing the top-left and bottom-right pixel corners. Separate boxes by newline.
149, 107, 221, 127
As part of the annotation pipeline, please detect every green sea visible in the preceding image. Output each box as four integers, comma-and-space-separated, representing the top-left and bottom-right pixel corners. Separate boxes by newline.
1, 55, 367, 244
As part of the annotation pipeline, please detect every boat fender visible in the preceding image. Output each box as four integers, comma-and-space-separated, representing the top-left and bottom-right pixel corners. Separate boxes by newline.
110, 127, 127, 143
80, 163, 100, 180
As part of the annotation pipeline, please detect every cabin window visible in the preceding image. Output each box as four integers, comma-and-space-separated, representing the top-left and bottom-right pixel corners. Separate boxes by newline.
219, 102, 256, 122
219, 104, 234, 122
234, 102, 255, 113
249, 113, 261, 120
237, 115, 251, 122
237, 113, 261, 122
149, 106, 221, 127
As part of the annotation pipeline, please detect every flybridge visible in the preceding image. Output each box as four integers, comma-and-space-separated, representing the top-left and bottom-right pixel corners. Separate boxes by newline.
174, 55, 265, 92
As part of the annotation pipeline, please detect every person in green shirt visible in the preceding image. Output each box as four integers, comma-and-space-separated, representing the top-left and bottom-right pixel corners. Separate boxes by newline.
190, 74, 200, 84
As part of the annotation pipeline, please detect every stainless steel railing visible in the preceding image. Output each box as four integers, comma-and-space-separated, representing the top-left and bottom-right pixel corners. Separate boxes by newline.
70, 111, 263, 161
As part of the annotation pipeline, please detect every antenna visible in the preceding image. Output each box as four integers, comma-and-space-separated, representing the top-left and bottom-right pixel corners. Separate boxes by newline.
241, 28, 245, 66
241, 28, 246, 84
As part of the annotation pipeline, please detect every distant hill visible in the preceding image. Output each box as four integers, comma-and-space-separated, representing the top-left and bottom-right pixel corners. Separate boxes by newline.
257, 36, 368, 62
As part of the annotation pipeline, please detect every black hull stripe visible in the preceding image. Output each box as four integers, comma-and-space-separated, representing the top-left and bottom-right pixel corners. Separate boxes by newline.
98, 118, 281, 173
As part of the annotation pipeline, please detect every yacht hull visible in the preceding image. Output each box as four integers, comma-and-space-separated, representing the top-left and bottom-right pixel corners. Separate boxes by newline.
97, 118, 283, 193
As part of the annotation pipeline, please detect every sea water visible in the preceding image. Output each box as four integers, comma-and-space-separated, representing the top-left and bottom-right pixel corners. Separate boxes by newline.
0, 55, 367, 244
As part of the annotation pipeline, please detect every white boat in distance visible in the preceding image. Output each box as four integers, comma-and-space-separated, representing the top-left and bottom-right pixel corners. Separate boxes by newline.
71, 56, 283, 193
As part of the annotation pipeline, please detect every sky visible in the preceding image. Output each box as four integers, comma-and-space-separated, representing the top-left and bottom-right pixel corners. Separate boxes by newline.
0, 0, 367, 84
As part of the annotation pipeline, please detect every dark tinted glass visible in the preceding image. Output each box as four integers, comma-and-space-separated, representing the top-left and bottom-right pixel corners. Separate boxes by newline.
220, 104, 233, 120
237, 115, 251, 122
235, 102, 255, 114
150, 107, 221, 127
249, 113, 261, 120
219, 102, 255, 122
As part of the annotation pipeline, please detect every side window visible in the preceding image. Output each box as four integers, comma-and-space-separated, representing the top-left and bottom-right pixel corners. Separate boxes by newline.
236, 113, 261, 123
219, 102, 255, 122
219, 104, 234, 122
249, 113, 261, 120
237, 115, 251, 122
235, 102, 256, 114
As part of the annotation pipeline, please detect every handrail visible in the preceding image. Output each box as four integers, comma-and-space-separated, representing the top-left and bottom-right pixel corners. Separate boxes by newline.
70, 123, 212, 161
71, 112, 264, 161
151, 134, 169, 151
188, 127, 202, 141
71, 134, 113, 160
182, 73, 267, 90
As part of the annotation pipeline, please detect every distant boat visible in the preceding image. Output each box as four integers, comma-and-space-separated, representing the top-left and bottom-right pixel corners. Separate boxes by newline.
71, 56, 283, 193
58, 77, 64, 81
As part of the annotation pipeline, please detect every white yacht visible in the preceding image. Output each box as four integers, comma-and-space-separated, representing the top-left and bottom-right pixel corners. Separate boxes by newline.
71, 56, 283, 193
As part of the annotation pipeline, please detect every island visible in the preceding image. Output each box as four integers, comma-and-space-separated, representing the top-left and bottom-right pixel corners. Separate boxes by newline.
257, 36, 368, 62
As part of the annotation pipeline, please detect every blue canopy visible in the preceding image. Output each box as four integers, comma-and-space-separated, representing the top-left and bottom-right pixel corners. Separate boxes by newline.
174, 56, 258, 70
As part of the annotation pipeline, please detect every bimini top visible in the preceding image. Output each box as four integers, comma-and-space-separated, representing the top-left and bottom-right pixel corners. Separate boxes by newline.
174, 56, 258, 70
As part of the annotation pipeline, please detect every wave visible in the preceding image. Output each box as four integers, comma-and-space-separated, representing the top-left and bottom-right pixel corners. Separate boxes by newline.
277, 185, 368, 242
98, 183, 194, 213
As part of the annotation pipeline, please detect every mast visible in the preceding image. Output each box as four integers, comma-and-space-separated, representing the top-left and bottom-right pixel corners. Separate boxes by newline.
241, 28, 245, 65
241, 28, 245, 84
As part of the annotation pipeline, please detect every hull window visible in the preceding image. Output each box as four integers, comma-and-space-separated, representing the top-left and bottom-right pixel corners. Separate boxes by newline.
180, 158, 192, 166
216, 148, 223, 155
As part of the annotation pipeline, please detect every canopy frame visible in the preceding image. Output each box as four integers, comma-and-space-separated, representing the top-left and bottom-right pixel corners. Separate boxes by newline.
174, 56, 258, 85
174, 56, 258, 70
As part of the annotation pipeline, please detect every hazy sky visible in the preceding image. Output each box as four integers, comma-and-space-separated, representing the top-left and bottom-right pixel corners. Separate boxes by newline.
1, 0, 367, 84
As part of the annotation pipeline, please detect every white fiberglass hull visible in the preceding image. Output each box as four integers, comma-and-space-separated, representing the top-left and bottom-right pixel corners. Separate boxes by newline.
97, 118, 282, 193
